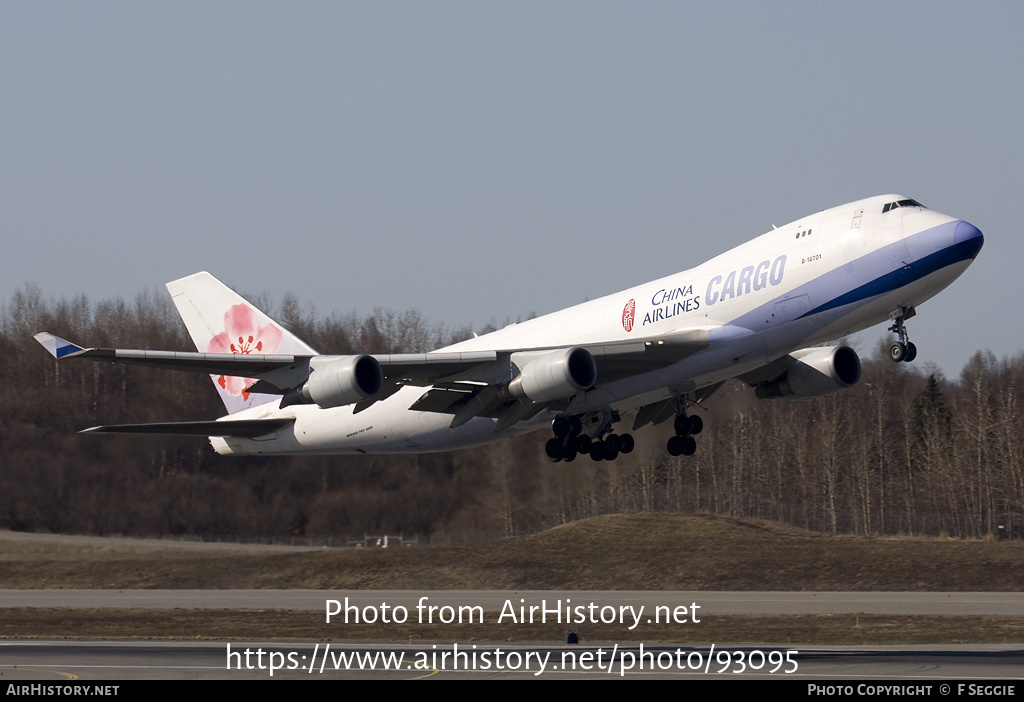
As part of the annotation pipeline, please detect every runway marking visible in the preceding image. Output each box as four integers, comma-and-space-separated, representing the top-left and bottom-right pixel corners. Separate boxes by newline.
408, 666, 440, 680
3, 664, 221, 671
0, 666, 77, 680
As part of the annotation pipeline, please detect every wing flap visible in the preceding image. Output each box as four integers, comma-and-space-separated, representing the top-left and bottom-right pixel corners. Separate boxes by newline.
372, 351, 500, 384
408, 387, 479, 413
584, 329, 709, 383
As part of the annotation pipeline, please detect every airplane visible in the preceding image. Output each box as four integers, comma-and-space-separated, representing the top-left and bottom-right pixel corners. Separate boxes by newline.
35, 194, 984, 462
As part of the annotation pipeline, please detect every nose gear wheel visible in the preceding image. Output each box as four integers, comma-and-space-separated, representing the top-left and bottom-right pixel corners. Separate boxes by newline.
888, 306, 918, 363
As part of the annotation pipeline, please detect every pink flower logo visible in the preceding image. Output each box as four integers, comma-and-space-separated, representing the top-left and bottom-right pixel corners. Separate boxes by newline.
206, 304, 283, 400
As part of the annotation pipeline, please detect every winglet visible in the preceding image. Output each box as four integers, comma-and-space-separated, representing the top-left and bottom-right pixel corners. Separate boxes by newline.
34, 333, 88, 359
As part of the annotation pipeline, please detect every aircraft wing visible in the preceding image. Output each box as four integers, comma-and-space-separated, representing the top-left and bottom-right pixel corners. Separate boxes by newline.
35, 328, 708, 429
36, 329, 706, 389
406, 329, 710, 428
34, 333, 304, 375
34, 333, 497, 386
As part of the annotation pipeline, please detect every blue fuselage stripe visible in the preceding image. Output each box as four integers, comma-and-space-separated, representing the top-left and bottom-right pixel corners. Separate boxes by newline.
798, 235, 982, 319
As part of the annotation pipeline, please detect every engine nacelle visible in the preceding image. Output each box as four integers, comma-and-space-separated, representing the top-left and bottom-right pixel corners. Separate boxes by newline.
295, 355, 384, 409
507, 347, 597, 402
755, 345, 861, 400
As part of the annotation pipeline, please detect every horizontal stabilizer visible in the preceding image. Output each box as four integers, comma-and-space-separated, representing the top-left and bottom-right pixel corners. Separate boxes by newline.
80, 418, 295, 438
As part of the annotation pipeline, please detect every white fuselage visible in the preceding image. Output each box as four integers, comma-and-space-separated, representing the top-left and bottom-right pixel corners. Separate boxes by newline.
212, 195, 983, 455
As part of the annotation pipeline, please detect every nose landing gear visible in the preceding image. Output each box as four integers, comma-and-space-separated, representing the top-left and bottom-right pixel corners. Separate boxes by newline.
888, 306, 918, 363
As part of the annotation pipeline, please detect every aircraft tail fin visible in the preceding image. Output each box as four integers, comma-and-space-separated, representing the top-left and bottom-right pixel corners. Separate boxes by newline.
166, 272, 318, 415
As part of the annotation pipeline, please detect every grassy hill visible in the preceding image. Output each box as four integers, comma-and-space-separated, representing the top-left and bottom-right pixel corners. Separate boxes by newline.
3, 513, 1022, 590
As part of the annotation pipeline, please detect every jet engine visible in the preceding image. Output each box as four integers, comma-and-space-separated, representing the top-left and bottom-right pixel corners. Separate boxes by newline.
755, 345, 861, 400
288, 355, 385, 409
507, 347, 598, 402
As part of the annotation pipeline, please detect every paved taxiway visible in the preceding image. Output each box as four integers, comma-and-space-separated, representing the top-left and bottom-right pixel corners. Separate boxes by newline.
3, 590, 1024, 615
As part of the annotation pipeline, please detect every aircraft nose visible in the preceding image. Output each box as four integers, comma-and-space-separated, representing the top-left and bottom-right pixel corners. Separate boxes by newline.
954, 220, 984, 260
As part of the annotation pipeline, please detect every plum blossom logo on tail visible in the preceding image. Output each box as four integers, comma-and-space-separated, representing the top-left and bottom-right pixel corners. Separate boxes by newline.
622, 299, 636, 332
206, 304, 284, 400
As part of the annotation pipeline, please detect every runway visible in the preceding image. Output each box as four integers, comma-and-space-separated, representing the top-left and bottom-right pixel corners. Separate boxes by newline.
1, 640, 1022, 680
2, 590, 1022, 680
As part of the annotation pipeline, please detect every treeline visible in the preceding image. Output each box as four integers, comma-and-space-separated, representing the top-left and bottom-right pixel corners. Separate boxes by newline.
1, 286, 1021, 541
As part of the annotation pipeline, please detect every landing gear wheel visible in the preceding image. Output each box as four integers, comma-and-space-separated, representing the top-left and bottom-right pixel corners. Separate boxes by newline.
552, 416, 570, 439
888, 306, 917, 363
669, 408, 702, 457
673, 413, 703, 436
619, 433, 635, 454
688, 415, 703, 435
545, 438, 564, 462
552, 415, 583, 440
674, 414, 691, 436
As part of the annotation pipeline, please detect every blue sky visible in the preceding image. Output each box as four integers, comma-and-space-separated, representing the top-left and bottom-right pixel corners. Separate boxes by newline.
2, 2, 1018, 376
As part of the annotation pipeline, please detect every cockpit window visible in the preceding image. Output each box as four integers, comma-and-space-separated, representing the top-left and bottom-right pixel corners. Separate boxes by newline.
882, 199, 924, 213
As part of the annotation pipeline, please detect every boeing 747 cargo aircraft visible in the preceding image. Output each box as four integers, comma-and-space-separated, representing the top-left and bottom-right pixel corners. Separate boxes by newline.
36, 194, 983, 462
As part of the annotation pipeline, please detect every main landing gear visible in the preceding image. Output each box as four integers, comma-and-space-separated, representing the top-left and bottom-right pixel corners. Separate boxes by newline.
546, 402, 707, 462
888, 306, 918, 363
545, 413, 635, 463
667, 411, 702, 457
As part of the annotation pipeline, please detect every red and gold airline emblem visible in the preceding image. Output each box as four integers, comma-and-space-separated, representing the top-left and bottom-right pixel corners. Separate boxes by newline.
622, 299, 636, 332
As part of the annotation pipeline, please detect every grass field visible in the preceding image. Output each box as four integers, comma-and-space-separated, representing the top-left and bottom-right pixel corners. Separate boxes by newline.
2, 513, 1022, 591
2, 513, 1022, 643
